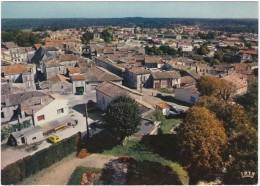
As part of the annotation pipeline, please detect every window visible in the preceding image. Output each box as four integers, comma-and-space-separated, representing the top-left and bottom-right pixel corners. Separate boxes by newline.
37, 115, 45, 121
102, 97, 105, 105
57, 108, 64, 114
1, 112, 4, 118
61, 86, 64, 89
32, 137, 37, 140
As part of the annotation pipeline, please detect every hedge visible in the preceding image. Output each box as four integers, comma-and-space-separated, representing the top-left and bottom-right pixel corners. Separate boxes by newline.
1, 133, 80, 185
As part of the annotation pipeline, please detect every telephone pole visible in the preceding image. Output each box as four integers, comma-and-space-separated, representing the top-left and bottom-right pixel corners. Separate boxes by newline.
85, 103, 90, 138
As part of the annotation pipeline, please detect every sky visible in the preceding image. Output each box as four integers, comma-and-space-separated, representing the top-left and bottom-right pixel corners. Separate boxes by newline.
1, 1, 259, 19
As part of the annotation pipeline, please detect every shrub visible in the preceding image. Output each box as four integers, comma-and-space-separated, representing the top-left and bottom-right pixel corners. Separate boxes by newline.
1, 162, 21, 185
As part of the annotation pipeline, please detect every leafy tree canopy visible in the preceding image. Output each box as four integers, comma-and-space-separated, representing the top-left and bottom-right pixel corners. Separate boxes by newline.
178, 106, 227, 184
104, 95, 141, 142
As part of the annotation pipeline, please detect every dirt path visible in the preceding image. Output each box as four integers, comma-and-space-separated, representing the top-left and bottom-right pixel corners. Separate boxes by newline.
21, 153, 117, 185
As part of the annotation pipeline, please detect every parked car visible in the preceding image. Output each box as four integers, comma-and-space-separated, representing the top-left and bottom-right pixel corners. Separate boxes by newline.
169, 105, 184, 114
48, 135, 61, 143
156, 93, 163, 98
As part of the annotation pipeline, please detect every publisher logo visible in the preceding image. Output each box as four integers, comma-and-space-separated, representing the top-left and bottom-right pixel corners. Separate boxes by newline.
241, 171, 255, 178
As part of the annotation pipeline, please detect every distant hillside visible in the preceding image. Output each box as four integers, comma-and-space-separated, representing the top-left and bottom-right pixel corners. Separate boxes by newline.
1, 17, 258, 33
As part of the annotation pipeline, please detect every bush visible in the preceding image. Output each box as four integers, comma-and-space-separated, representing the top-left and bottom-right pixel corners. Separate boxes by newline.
149, 109, 166, 123
1, 162, 21, 185
1, 133, 79, 184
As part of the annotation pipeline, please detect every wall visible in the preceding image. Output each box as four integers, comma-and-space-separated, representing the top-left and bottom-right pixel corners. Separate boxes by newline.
5, 74, 22, 83
16, 130, 44, 146
72, 80, 86, 94
33, 99, 69, 125
96, 90, 113, 110
175, 88, 199, 103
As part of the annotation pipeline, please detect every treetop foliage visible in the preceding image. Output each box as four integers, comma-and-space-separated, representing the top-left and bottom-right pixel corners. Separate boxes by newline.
104, 95, 141, 142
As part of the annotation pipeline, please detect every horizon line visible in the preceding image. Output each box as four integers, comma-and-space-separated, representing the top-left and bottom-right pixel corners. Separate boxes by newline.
2, 17, 258, 19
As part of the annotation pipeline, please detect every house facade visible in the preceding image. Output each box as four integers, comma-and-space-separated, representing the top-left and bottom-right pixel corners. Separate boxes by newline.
151, 71, 181, 89
125, 67, 151, 90
175, 84, 199, 103
71, 74, 86, 95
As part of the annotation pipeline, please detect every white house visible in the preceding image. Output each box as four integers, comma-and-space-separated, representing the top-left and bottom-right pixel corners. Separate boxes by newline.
32, 99, 69, 126
177, 42, 193, 52
175, 84, 199, 104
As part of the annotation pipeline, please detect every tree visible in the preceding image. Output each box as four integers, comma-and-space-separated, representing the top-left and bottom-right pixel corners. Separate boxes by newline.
104, 95, 141, 142
178, 107, 227, 184
195, 96, 249, 137
101, 29, 112, 43
236, 77, 258, 129
149, 109, 166, 123
197, 76, 234, 100
197, 45, 209, 55
223, 126, 257, 185
81, 32, 93, 44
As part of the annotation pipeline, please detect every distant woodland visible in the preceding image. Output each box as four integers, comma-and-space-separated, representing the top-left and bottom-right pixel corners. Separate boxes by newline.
2, 18, 258, 33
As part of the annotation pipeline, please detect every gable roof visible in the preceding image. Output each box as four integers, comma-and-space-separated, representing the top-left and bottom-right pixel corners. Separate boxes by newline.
71, 74, 86, 81
156, 102, 170, 109
11, 125, 43, 139
221, 74, 248, 89
4, 42, 18, 49
128, 67, 151, 75
238, 50, 258, 55
96, 81, 143, 98
152, 71, 181, 80
68, 67, 80, 73
85, 66, 123, 82
2, 65, 27, 75
59, 54, 77, 61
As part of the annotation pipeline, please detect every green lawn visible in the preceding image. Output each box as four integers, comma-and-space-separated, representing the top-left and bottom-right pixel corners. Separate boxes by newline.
160, 119, 182, 134
102, 137, 188, 185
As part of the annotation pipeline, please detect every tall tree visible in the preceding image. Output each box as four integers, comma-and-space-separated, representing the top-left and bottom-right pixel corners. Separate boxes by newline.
104, 95, 141, 142
101, 29, 112, 43
178, 107, 227, 184
236, 77, 258, 129
81, 32, 94, 44
197, 76, 234, 100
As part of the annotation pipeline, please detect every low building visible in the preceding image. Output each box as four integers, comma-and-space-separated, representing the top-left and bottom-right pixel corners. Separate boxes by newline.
125, 67, 151, 90
177, 42, 193, 52
221, 74, 248, 95
96, 81, 143, 110
156, 102, 170, 115
151, 71, 181, 89
7, 125, 44, 146
71, 74, 86, 95
2, 64, 37, 89
39, 74, 72, 94
85, 66, 123, 91
175, 84, 199, 103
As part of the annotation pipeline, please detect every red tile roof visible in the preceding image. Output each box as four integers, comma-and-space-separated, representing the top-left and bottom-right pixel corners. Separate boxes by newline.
59, 54, 77, 61
238, 50, 258, 55
68, 67, 80, 73
2, 65, 27, 75
71, 75, 86, 81
156, 102, 170, 109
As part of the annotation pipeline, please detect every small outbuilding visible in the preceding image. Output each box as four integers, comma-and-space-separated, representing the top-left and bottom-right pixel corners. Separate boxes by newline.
7, 125, 44, 146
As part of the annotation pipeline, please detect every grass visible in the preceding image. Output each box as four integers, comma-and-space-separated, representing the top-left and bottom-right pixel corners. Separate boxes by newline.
67, 166, 103, 185
160, 118, 182, 134
102, 137, 188, 185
